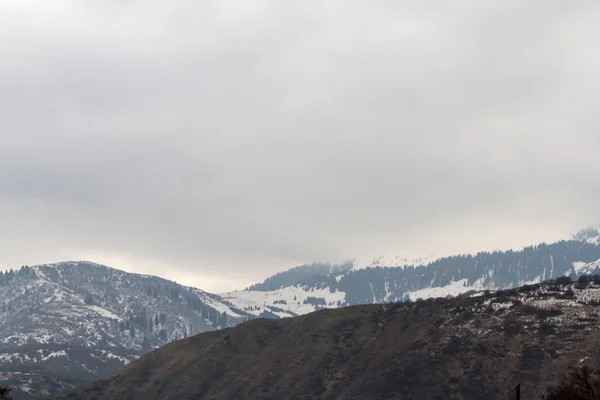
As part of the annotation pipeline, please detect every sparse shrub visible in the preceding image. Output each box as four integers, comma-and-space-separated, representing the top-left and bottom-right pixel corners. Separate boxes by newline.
519, 284, 537, 293
576, 275, 593, 289
520, 305, 538, 315
555, 276, 573, 285
559, 288, 575, 299
548, 285, 560, 292
535, 308, 563, 319
538, 322, 555, 335
503, 322, 521, 335
0, 386, 11, 400
459, 309, 474, 321
578, 274, 593, 284
544, 365, 600, 399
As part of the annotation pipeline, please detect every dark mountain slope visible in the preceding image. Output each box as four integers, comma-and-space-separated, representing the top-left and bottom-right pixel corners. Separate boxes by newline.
57, 278, 600, 400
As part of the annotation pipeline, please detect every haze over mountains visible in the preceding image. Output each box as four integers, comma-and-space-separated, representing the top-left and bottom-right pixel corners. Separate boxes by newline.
1, 228, 600, 398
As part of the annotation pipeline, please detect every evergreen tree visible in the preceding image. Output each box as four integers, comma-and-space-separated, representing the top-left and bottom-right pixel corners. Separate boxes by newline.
129, 326, 135, 338
142, 336, 150, 351
0, 385, 12, 400
158, 329, 167, 341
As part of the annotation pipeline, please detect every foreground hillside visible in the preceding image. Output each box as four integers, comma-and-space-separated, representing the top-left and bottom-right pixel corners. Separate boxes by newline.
57, 277, 600, 400
0, 262, 250, 399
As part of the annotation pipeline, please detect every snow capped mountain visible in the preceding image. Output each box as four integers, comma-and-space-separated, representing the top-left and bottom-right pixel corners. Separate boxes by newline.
223, 231, 600, 318
0, 261, 251, 399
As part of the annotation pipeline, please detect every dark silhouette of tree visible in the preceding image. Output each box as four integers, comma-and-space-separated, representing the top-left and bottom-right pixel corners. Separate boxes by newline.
0, 386, 12, 400
544, 365, 600, 399
84, 293, 94, 305
158, 329, 167, 341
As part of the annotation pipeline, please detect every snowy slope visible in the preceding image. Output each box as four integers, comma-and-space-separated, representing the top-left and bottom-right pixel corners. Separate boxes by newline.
406, 278, 487, 301
575, 258, 600, 276
572, 226, 600, 245
220, 286, 347, 318
0, 262, 252, 400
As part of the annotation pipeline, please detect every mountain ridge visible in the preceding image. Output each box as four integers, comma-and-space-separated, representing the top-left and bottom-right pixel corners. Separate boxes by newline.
0, 261, 252, 399
53, 276, 600, 400
221, 229, 600, 318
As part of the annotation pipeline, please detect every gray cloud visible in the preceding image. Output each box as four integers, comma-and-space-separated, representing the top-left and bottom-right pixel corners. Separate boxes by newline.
1, 1, 599, 291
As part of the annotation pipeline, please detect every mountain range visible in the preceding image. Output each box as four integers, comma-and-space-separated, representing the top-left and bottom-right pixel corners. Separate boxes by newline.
54, 276, 600, 399
220, 227, 600, 318
1, 227, 600, 398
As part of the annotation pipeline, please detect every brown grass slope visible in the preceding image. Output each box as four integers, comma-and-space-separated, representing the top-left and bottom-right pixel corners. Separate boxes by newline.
54, 281, 600, 400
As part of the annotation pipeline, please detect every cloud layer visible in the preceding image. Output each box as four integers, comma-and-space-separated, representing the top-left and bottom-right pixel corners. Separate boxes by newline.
1, 1, 599, 291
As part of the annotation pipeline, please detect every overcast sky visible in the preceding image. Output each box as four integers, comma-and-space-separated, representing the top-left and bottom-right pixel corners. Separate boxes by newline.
1, 1, 599, 292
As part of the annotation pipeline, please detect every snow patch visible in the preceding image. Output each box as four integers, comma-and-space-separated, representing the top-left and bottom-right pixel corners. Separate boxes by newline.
576, 259, 600, 276
86, 305, 122, 321
221, 286, 347, 317
407, 278, 485, 301
42, 350, 68, 361
573, 261, 588, 273
193, 291, 244, 318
